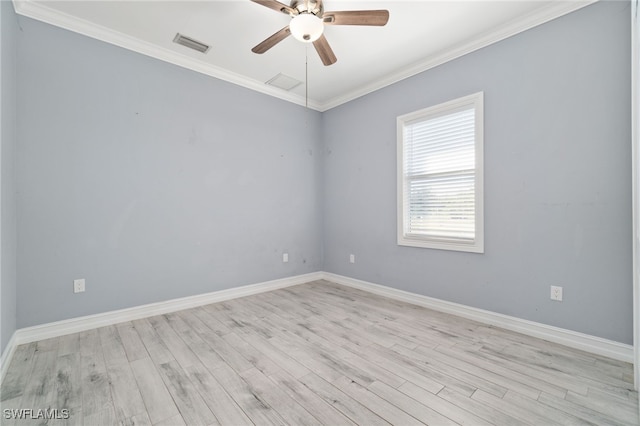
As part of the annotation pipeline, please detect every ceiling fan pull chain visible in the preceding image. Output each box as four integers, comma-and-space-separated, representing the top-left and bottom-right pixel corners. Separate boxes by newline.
304, 44, 309, 109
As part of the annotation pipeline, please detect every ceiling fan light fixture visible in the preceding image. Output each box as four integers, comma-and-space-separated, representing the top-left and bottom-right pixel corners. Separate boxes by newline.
290, 13, 323, 43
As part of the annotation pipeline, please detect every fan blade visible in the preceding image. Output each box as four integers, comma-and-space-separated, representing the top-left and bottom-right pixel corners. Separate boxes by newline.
323, 10, 389, 26
313, 34, 337, 66
250, 0, 295, 15
252, 26, 291, 54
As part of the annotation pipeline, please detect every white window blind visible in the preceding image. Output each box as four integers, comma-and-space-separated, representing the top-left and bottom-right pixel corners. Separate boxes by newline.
397, 92, 484, 253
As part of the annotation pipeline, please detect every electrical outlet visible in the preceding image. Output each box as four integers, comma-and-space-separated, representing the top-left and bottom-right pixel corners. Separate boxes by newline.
73, 279, 86, 293
283, 253, 289, 263
550, 285, 563, 301
349, 254, 355, 264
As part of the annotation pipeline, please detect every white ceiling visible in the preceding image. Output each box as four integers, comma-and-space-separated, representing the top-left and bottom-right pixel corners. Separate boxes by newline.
13, 0, 595, 111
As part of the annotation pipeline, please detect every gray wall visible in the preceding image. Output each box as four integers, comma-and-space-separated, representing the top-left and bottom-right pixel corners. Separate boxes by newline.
16, 18, 323, 327
322, 1, 633, 344
1, 0, 18, 354
8, 1, 634, 346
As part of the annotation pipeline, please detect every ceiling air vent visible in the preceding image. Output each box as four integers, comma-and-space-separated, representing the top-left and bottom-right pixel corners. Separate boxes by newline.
173, 33, 210, 54
265, 73, 303, 91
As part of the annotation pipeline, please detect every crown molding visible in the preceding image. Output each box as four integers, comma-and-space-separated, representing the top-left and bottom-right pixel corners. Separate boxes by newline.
320, 0, 597, 111
13, 0, 595, 112
11, 0, 323, 111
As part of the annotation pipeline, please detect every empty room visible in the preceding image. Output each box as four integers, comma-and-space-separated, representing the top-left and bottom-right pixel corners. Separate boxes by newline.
1, 0, 639, 424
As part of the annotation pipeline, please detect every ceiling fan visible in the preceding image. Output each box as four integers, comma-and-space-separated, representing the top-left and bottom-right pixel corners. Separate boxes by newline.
250, 0, 389, 66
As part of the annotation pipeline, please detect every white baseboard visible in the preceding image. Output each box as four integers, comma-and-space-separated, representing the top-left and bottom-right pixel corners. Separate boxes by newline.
6, 271, 323, 355
322, 272, 633, 363
1, 269, 633, 385
0, 271, 322, 383
0, 332, 18, 383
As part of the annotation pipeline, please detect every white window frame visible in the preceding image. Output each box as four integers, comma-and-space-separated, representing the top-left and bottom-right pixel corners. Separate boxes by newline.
397, 92, 484, 253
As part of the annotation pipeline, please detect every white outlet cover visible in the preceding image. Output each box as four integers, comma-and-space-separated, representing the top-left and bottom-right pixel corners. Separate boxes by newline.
550, 285, 563, 301
349, 254, 355, 263
74, 278, 86, 293
283, 253, 289, 263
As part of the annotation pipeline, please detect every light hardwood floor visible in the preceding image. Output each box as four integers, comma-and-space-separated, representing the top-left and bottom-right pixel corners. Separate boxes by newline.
1, 280, 638, 425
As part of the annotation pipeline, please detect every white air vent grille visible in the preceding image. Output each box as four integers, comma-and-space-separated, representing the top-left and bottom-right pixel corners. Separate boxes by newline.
173, 33, 210, 53
266, 73, 303, 91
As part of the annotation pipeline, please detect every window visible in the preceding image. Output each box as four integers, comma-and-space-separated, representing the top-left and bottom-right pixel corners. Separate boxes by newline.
397, 92, 484, 253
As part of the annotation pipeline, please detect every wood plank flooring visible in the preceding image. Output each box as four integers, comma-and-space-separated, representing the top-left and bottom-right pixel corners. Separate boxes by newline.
1, 280, 637, 425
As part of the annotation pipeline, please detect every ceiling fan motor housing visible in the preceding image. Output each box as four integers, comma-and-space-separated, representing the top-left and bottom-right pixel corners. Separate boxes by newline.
291, 0, 324, 17
250, 0, 390, 66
